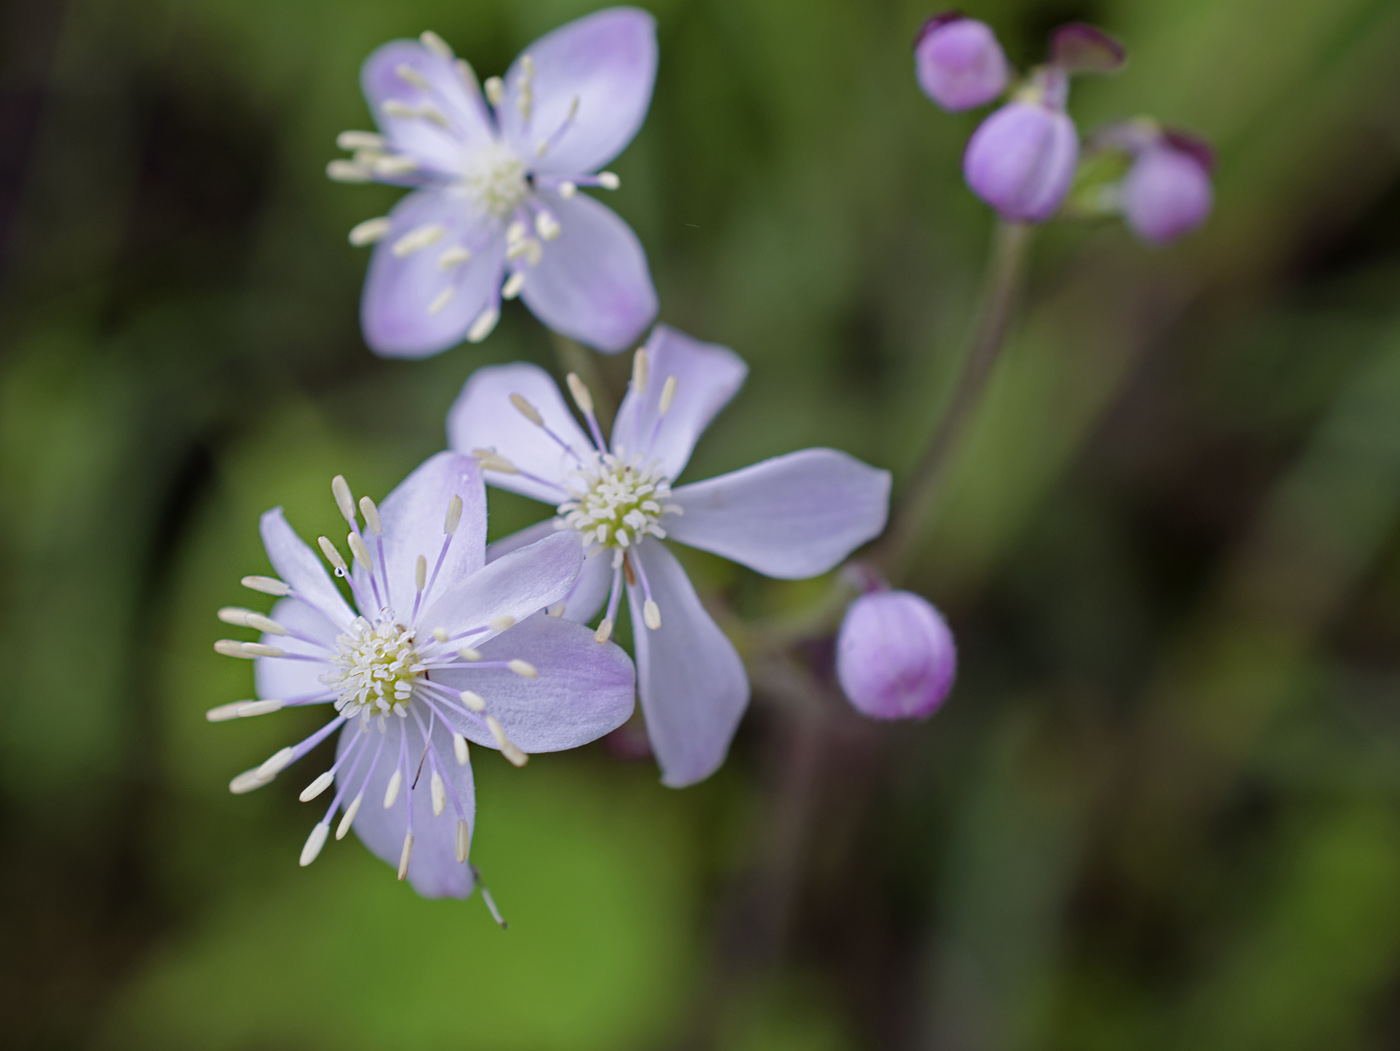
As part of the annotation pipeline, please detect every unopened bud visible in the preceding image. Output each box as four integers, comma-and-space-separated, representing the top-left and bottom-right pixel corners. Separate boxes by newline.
1122, 136, 1213, 245
914, 14, 1008, 112
835, 590, 956, 720
963, 100, 1078, 223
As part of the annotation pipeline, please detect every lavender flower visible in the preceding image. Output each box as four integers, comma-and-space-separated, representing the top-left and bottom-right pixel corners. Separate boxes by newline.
1122, 133, 1214, 245
914, 14, 1008, 112
211, 452, 635, 899
836, 589, 956, 720
448, 326, 891, 786
330, 9, 659, 357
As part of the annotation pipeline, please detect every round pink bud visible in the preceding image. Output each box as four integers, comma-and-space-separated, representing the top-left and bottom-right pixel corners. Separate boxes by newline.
1122, 142, 1213, 245
915, 15, 1009, 111
836, 590, 957, 720
963, 101, 1079, 223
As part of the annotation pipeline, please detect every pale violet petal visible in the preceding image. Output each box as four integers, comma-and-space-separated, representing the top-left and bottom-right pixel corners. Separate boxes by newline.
252, 596, 337, 702
447, 362, 595, 502
432, 613, 635, 752
629, 540, 748, 787
498, 8, 658, 176
259, 508, 356, 628
485, 520, 612, 623
667, 449, 891, 578
338, 713, 477, 899
516, 189, 656, 354
611, 325, 748, 480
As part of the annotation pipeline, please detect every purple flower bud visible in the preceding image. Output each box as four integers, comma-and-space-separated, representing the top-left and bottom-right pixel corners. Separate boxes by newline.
963, 98, 1079, 223
1122, 140, 1214, 245
1048, 23, 1126, 75
836, 590, 957, 720
915, 14, 1009, 112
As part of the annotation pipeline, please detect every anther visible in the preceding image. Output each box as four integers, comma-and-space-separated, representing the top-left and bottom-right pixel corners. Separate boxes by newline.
332, 475, 357, 522
336, 793, 362, 839
659, 376, 678, 415
300, 771, 335, 802
566, 373, 594, 415
484, 76, 504, 105
349, 217, 391, 246
444, 494, 463, 535
359, 496, 382, 534
432, 627, 450, 643
644, 600, 662, 631
393, 224, 445, 257
318, 536, 348, 573
509, 395, 542, 428
300, 822, 330, 867
214, 640, 285, 659
535, 211, 561, 241
467, 305, 499, 343
206, 698, 285, 721
594, 618, 614, 644
337, 130, 385, 151
459, 690, 486, 711
508, 659, 538, 679
229, 767, 274, 794
429, 287, 455, 314
489, 615, 515, 632
472, 449, 518, 474
374, 154, 420, 176
598, 172, 620, 190
486, 715, 528, 767
242, 575, 290, 596
632, 347, 649, 393
244, 613, 287, 636
456, 818, 470, 862
502, 272, 526, 300
217, 606, 256, 627
327, 159, 371, 183
398, 830, 414, 880
437, 245, 472, 269
258, 746, 295, 780
558, 181, 577, 198
430, 771, 446, 816
453, 733, 469, 765
420, 30, 452, 58
458, 647, 482, 662
395, 63, 432, 91
348, 532, 372, 568
383, 768, 402, 809
415, 555, 428, 592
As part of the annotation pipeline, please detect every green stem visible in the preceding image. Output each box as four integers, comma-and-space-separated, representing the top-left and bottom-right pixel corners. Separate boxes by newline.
874, 219, 1033, 579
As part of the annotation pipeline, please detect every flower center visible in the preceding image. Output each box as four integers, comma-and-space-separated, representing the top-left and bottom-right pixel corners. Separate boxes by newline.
558, 453, 674, 550
460, 140, 529, 218
323, 617, 423, 723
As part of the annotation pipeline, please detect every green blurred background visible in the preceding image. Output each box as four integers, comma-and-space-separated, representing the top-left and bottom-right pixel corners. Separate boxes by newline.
5, 0, 1400, 1047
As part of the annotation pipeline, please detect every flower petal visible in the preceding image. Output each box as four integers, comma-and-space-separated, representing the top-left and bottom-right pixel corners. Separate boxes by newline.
259, 508, 356, 628
498, 8, 658, 176
253, 596, 338, 702
337, 713, 477, 899
447, 362, 594, 502
515, 188, 657, 354
419, 530, 583, 642
486, 520, 613, 622
362, 38, 496, 176
611, 325, 748, 479
360, 189, 505, 359
433, 612, 635, 752
668, 449, 891, 579
347, 452, 485, 622
629, 540, 748, 787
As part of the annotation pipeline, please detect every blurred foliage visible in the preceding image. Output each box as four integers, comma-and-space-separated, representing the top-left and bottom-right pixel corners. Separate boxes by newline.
4, 0, 1400, 1048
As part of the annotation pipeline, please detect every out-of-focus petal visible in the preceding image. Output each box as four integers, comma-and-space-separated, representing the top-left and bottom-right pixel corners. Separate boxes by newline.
351, 452, 486, 622
486, 520, 613, 622
611, 325, 747, 480
914, 16, 1008, 111
516, 189, 657, 353
361, 189, 505, 359
419, 530, 583, 642
963, 102, 1079, 223
629, 540, 748, 787
253, 596, 338, 702
259, 508, 356, 628
668, 449, 890, 578
498, 8, 658, 176
447, 362, 594, 503
433, 613, 634, 752
1122, 144, 1213, 245
337, 715, 477, 899
362, 39, 496, 175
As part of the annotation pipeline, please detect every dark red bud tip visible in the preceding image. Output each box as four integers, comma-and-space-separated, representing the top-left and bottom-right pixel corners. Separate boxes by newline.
1049, 22, 1126, 74
915, 10, 966, 48
1162, 128, 1216, 173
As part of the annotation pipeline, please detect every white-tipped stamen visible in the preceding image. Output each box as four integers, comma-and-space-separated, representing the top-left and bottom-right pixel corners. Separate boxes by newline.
229, 767, 273, 794
467, 305, 499, 343
429, 287, 455, 314
659, 376, 678, 415
332, 475, 356, 522
347, 531, 372, 568
632, 347, 649, 393
558, 180, 577, 198
430, 770, 446, 816
456, 818, 470, 862
205, 698, 284, 722
547, 602, 565, 617
257, 746, 295, 780
502, 271, 526, 299
420, 30, 452, 57
459, 690, 486, 712
392, 223, 445, 257
566, 372, 594, 415
374, 154, 420, 176
359, 496, 382, 534
299, 822, 330, 867
395, 63, 432, 91
317, 536, 348, 573
217, 606, 255, 627
484, 76, 504, 105
398, 830, 414, 880
472, 449, 518, 474
383, 768, 402, 809
214, 639, 284, 659
534, 210, 561, 241
437, 245, 472, 269
327, 159, 371, 183
454, 58, 477, 90
337, 793, 363, 839
458, 647, 482, 663
453, 733, 469, 765
348, 217, 391, 246
508, 659, 538, 679
205, 701, 245, 722
598, 171, 620, 190
506, 220, 527, 244
509, 394, 542, 426
486, 715, 528, 766
415, 555, 428, 592
594, 618, 614, 644
644, 600, 662, 631
243, 613, 286, 635
242, 575, 290, 596
300, 770, 335, 802
432, 627, 450, 643
337, 130, 385, 151
489, 614, 515, 632
444, 494, 463, 535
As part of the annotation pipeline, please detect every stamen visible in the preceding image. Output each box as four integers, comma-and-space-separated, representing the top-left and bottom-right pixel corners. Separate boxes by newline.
508, 659, 538, 679
359, 496, 382, 534
374, 154, 420, 176
437, 245, 472, 269
594, 619, 613, 644
566, 373, 593, 415
415, 555, 427, 592
459, 690, 485, 711
299, 822, 330, 867
454, 58, 478, 91
534, 210, 561, 241
393, 224, 445, 257
348, 531, 373, 568
453, 733, 469, 765
598, 172, 620, 190
336, 793, 363, 840
484, 76, 504, 105
337, 130, 385, 151
490, 615, 515, 632
383, 768, 402, 809
420, 30, 453, 58
659, 376, 678, 415
472, 449, 518, 474
349, 217, 391, 245
467, 305, 500, 343
229, 767, 273, 794
398, 830, 414, 880
486, 715, 528, 767
332, 475, 357, 523
456, 818, 470, 862
242, 575, 290, 596
458, 647, 482, 662
502, 271, 526, 299
429, 287, 455, 314
395, 63, 432, 91
632, 348, 649, 394
432, 627, 450, 643
558, 181, 577, 198
299, 770, 335, 802
258, 746, 296, 780
214, 640, 286, 659
206, 698, 285, 722
444, 494, 463, 535
510, 393, 543, 427
317, 536, 348, 573
327, 160, 371, 183
644, 600, 662, 630
430, 770, 446, 816
478, 877, 508, 928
